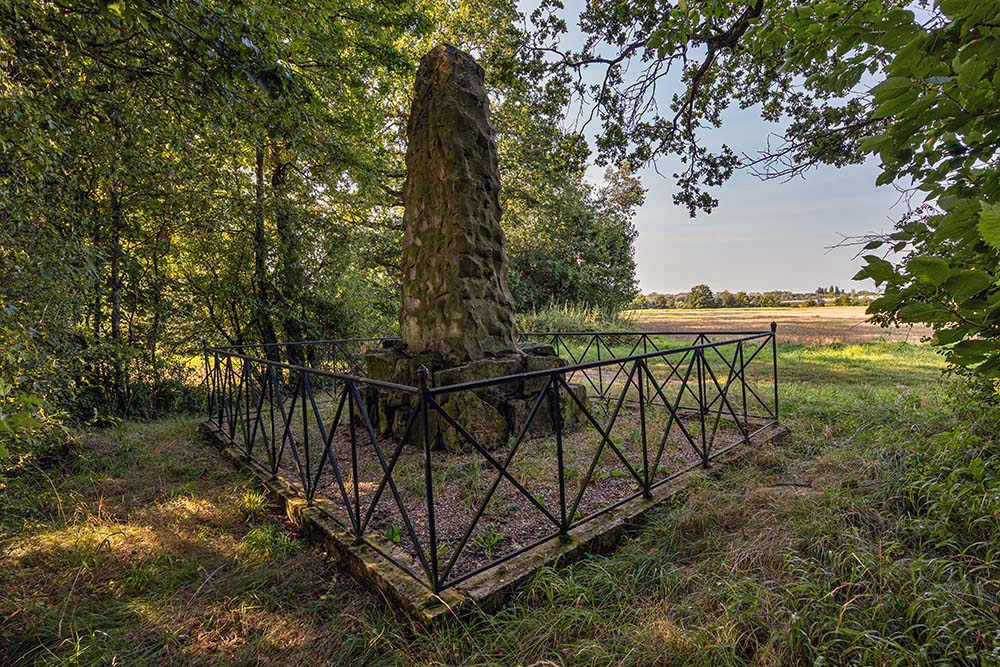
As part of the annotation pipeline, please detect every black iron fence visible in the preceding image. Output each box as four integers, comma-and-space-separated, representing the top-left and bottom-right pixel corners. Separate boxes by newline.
205, 326, 779, 593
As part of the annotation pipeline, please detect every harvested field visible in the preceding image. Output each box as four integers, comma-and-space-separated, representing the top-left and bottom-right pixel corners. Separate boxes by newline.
630, 306, 932, 344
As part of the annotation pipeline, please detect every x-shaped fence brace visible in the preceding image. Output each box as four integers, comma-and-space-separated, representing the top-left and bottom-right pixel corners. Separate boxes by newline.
206, 328, 779, 592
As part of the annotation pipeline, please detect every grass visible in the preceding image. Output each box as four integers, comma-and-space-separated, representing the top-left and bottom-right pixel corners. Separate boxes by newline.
1, 339, 998, 666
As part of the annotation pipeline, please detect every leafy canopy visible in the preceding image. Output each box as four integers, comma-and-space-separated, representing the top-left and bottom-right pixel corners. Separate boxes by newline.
534, 0, 1000, 376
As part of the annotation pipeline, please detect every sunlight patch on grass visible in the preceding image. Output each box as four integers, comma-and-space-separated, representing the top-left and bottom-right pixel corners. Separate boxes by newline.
2, 342, 997, 666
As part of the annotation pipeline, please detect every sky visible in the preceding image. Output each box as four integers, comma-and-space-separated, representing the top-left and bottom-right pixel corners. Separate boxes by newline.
528, 0, 909, 295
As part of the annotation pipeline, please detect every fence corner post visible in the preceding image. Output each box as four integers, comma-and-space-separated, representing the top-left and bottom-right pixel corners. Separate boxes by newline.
770, 322, 779, 423
201, 339, 211, 418
548, 374, 570, 539
417, 365, 439, 592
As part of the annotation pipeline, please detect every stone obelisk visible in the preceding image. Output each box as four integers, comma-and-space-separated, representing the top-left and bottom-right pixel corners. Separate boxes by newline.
399, 44, 519, 363
366, 45, 581, 449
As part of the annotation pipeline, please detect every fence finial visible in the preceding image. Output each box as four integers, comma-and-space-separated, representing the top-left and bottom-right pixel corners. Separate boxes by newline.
770, 321, 777, 332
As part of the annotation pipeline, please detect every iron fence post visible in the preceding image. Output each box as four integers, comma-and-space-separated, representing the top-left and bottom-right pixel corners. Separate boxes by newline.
216, 350, 223, 428
202, 340, 211, 420
770, 321, 779, 422
301, 374, 313, 500
738, 341, 748, 428
696, 348, 708, 467
266, 364, 279, 476
596, 334, 604, 399
242, 356, 252, 455
637, 359, 651, 497
349, 380, 362, 542
418, 366, 440, 592
548, 376, 569, 539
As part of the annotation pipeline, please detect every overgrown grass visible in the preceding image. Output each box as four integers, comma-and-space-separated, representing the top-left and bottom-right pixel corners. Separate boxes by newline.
516, 303, 635, 334
1, 342, 997, 666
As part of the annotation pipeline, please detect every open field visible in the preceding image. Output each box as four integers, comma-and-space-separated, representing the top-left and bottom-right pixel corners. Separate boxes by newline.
2, 341, 998, 666
630, 306, 933, 345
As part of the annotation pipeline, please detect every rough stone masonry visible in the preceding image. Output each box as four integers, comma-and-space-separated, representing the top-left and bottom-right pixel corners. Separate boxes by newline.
399, 43, 519, 363
366, 44, 583, 450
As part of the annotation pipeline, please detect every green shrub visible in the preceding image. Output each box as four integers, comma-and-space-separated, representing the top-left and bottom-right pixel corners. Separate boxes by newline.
65, 343, 204, 423
0, 379, 71, 474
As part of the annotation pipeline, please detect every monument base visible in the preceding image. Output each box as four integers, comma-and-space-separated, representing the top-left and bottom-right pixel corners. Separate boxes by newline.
365, 341, 586, 452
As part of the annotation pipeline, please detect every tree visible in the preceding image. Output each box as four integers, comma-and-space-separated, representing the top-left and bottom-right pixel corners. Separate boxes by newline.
685, 284, 716, 309
1, 0, 647, 431
505, 166, 643, 313
534, 0, 1000, 377
649, 293, 673, 309
1, 0, 430, 417
718, 290, 738, 307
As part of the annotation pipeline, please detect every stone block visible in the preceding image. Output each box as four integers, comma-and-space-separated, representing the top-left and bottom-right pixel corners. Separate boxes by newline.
563, 383, 590, 426
434, 356, 525, 388
437, 390, 509, 452
519, 341, 557, 357
365, 341, 586, 449
523, 355, 566, 394
365, 350, 399, 384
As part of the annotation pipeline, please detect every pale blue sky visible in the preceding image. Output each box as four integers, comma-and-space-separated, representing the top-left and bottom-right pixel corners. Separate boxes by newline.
529, 1, 906, 294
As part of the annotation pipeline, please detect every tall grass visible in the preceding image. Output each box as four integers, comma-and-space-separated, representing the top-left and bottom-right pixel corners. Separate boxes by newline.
516, 303, 635, 334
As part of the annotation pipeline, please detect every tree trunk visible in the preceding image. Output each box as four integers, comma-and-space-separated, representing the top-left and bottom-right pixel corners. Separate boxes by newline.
254, 146, 280, 362
109, 183, 125, 407
110, 188, 122, 345
271, 145, 305, 367
91, 195, 102, 340
149, 221, 169, 369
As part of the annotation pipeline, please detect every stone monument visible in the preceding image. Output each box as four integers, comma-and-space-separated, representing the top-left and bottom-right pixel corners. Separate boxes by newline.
366, 44, 583, 450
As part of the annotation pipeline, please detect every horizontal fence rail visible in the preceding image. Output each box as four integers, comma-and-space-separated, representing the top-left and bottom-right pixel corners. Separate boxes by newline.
205, 326, 780, 592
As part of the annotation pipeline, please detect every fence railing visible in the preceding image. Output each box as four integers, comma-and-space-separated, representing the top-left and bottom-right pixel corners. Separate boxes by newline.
205, 325, 779, 593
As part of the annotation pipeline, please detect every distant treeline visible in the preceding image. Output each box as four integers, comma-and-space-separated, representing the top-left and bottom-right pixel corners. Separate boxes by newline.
632, 284, 879, 309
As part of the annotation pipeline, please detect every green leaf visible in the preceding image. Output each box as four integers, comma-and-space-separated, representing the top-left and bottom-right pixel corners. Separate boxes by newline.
873, 89, 918, 119
950, 339, 996, 363
939, 0, 971, 17
978, 202, 1000, 251
898, 301, 940, 322
859, 134, 887, 152
5, 413, 41, 430
875, 171, 896, 186
907, 256, 951, 286
933, 326, 969, 345
944, 270, 993, 302
934, 206, 978, 241
867, 293, 901, 312
856, 255, 896, 283
870, 77, 913, 95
